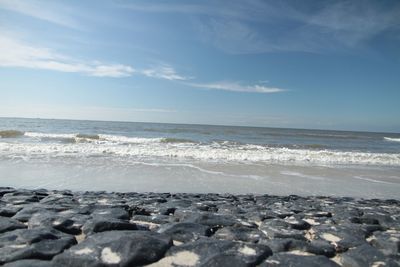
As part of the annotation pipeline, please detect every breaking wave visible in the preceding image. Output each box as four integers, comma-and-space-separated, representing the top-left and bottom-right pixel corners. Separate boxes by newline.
384, 137, 400, 142
0, 132, 399, 166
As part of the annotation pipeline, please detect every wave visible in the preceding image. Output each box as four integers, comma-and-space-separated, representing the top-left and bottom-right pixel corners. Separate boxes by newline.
384, 137, 400, 142
160, 138, 197, 144
76, 134, 100, 140
24, 132, 162, 144
1, 138, 399, 166
0, 130, 25, 138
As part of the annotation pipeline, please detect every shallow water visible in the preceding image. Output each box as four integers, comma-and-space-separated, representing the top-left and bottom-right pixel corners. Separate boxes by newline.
1, 117, 399, 198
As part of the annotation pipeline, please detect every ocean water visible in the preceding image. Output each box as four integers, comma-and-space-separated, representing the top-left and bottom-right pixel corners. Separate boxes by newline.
1, 117, 400, 198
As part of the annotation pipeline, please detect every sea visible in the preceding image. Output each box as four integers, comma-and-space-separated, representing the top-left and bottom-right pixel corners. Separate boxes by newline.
1, 117, 399, 199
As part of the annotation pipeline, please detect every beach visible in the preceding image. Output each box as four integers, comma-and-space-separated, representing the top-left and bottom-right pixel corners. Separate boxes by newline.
1, 118, 400, 199
1, 187, 399, 266
1, 118, 400, 266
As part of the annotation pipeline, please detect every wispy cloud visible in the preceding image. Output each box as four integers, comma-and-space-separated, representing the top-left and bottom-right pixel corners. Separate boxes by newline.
0, 36, 135, 77
187, 81, 285, 94
122, 0, 400, 54
0, 35, 192, 80
306, 1, 400, 46
0, 0, 79, 28
141, 65, 190, 81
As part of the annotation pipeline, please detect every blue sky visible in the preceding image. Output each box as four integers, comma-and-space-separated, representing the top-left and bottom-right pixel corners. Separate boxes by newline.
0, 0, 399, 132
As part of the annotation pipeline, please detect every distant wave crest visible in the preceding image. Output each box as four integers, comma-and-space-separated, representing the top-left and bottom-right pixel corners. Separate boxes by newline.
0, 130, 25, 138
384, 137, 400, 142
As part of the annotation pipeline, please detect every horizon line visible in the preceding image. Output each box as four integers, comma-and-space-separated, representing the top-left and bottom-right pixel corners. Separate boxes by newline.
0, 116, 398, 135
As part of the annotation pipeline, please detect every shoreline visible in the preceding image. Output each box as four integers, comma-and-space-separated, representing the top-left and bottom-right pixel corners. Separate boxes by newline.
0, 187, 399, 266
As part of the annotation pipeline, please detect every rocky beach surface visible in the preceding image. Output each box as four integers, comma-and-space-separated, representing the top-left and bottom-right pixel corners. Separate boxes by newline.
0, 187, 399, 267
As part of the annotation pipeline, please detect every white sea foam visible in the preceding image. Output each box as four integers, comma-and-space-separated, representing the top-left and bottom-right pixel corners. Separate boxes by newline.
280, 171, 325, 180
352, 176, 396, 185
25, 132, 76, 139
1, 134, 400, 166
24, 132, 162, 144
384, 137, 400, 142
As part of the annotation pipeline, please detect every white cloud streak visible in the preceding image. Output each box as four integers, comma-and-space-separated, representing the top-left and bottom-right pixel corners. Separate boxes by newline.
141, 65, 190, 81
0, 0, 79, 28
0, 36, 191, 80
187, 81, 285, 94
0, 36, 134, 77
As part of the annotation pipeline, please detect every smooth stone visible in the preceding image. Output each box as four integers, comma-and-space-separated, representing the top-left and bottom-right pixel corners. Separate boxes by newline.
131, 214, 174, 225
0, 228, 76, 264
213, 226, 266, 243
28, 211, 81, 235
287, 239, 336, 258
0, 217, 27, 233
339, 243, 398, 267
3, 259, 53, 267
259, 253, 340, 267
91, 208, 130, 220
82, 218, 137, 235
0, 187, 16, 197
2, 193, 41, 205
350, 217, 380, 225
157, 222, 211, 242
362, 213, 398, 229
200, 254, 249, 267
0, 206, 23, 217
259, 219, 307, 240
370, 231, 400, 256
259, 238, 293, 253
12, 206, 59, 223
314, 224, 367, 251
129, 206, 152, 216
52, 231, 172, 267
284, 217, 311, 230
259, 238, 336, 257
183, 213, 238, 228
164, 239, 272, 266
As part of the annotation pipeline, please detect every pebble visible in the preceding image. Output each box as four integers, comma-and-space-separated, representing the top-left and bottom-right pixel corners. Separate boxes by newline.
0, 187, 398, 266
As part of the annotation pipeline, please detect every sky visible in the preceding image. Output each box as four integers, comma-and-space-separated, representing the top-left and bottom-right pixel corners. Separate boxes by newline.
0, 0, 399, 132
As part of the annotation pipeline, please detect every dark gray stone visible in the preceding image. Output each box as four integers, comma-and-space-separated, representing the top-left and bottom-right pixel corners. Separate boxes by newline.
82, 218, 137, 235
0, 206, 22, 217
0, 187, 16, 197
339, 243, 398, 267
260, 253, 340, 267
131, 214, 173, 225
286, 239, 336, 258
3, 259, 53, 267
0, 228, 76, 264
2, 193, 41, 205
214, 226, 266, 243
157, 222, 211, 242
259, 238, 293, 253
165, 239, 272, 266
183, 212, 238, 228
28, 211, 82, 235
12, 206, 55, 223
314, 224, 368, 251
91, 208, 129, 220
0, 217, 27, 233
52, 231, 172, 266
259, 219, 306, 240
370, 231, 400, 256
200, 254, 249, 267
